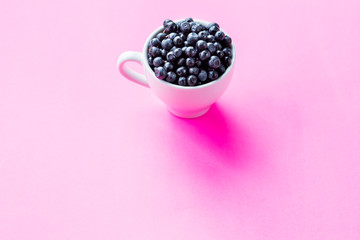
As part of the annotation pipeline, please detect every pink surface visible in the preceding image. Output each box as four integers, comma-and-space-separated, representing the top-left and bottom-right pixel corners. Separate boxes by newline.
1, 0, 360, 239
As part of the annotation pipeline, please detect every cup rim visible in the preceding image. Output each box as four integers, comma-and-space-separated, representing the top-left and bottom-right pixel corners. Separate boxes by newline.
142, 19, 236, 90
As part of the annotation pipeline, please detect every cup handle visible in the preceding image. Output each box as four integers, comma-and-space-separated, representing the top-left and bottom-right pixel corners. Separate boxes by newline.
117, 51, 149, 88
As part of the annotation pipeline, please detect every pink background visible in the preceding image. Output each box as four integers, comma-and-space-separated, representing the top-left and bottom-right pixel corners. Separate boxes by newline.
1, 0, 360, 239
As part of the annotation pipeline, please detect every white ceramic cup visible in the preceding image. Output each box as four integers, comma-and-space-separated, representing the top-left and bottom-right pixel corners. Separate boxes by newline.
117, 19, 236, 118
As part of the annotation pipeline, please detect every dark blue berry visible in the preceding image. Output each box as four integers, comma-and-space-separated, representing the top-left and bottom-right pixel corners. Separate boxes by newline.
207, 42, 216, 54
215, 31, 225, 41
187, 75, 197, 86
184, 41, 190, 46
214, 42, 222, 50
208, 56, 221, 69
150, 38, 161, 47
164, 22, 177, 34
176, 66, 187, 76
218, 64, 226, 74
149, 46, 161, 57
174, 48, 182, 58
166, 71, 177, 83
187, 32, 199, 45
198, 30, 209, 40
179, 33, 186, 40
178, 77, 187, 86
168, 32, 178, 40
185, 17, 194, 23
186, 57, 196, 67
199, 50, 211, 61
148, 56, 154, 66
191, 24, 202, 33
207, 35, 215, 42
161, 39, 173, 50
223, 47, 232, 57
198, 69, 207, 82
164, 62, 174, 71
208, 69, 219, 80
166, 51, 176, 62
163, 19, 172, 27
196, 40, 207, 51
173, 36, 183, 46
160, 49, 167, 58
189, 67, 200, 75
216, 50, 224, 58
196, 60, 202, 67
209, 25, 220, 34
153, 57, 163, 67
185, 46, 197, 57
224, 56, 232, 67
207, 22, 219, 29
223, 35, 232, 46
177, 57, 186, 66
154, 67, 167, 80
157, 32, 167, 41
180, 22, 191, 33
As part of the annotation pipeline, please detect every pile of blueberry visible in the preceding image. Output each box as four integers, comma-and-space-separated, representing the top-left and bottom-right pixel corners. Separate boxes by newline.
147, 18, 233, 86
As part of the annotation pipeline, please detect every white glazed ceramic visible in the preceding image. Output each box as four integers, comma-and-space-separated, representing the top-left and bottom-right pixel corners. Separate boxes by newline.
117, 19, 236, 118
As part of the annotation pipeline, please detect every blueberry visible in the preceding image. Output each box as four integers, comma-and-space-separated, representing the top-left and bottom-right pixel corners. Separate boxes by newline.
209, 25, 220, 34
166, 71, 177, 83
170, 46, 177, 52
182, 46, 187, 52
186, 57, 196, 67
196, 60, 202, 67
153, 57, 163, 67
150, 38, 161, 47
149, 46, 161, 57
218, 64, 226, 74
161, 38, 173, 50
178, 77, 187, 86
199, 50, 211, 61
214, 42, 222, 50
164, 22, 177, 34
179, 33, 186, 40
224, 56, 232, 67
187, 32, 199, 45
166, 51, 176, 62
174, 48, 182, 58
191, 24, 202, 33
173, 36, 183, 46
160, 49, 167, 58
223, 47, 232, 57
208, 55, 221, 69
177, 57, 186, 66
154, 67, 167, 80
207, 35, 215, 42
185, 17, 194, 22
207, 22, 219, 29
198, 30, 209, 40
223, 35, 232, 46
189, 67, 200, 75
207, 42, 216, 54
180, 22, 191, 33
216, 50, 224, 58
187, 75, 197, 86
176, 66, 187, 76
208, 69, 219, 80
185, 46, 197, 57
196, 40, 207, 51
163, 19, 173, 27
215, 31, 225, 41
184, 41, 190, 46
168, 32, 178, 40
157, 32, 167, 41
198, 69, 208, 82
148, 56, 153, 66
164, 62, 174, 71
